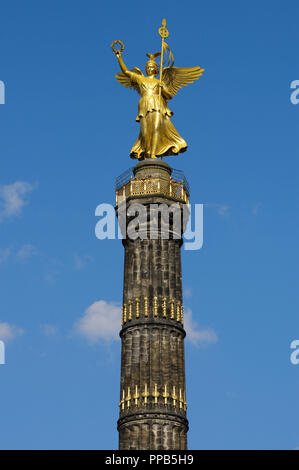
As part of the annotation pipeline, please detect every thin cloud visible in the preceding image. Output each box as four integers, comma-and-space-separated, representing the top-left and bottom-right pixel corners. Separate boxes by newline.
44, 258, 64, 284
74, 300, 121, 343
0, 181, 36, 222
40, 324, 58, 336
184, 308, 218, 346
252, 202, 262, 216
206, 203, 230, 217
184, 287, 193, 299
0, 322, 24, 341
16, 244, 39, 261
73, 253, 93, 271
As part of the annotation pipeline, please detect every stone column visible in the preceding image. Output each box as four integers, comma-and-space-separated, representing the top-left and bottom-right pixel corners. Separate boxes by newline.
116, 160, 190, 450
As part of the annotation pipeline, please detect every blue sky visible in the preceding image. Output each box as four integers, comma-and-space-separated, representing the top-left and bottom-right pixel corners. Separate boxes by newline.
0, 0, 298, 449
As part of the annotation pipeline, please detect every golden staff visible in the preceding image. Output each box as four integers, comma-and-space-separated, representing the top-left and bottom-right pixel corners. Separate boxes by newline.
158, 19, 169, 160
158, 18, 169, 107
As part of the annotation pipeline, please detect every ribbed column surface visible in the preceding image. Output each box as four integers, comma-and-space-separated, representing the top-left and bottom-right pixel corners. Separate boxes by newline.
116, 160, 189, 450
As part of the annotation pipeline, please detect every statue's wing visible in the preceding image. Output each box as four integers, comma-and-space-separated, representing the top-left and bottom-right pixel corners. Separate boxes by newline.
115, 67, 143, 93
162, 66, 204, 97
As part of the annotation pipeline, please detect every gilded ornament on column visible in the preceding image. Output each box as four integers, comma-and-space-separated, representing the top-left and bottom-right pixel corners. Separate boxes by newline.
144, 296, 148, 317
142, 383, 150, 405
163, 384, 170, 405
123, 304, 127, 324
128, 300, 133, 320
153, 296, 158, 317
184, 391, 187, 411
152, 383, 160, 404
171, 385, 178, 408
181, 304, 184, 324
125, 387, 131, 408
170, 299, 175, 319
176, 300, 181, 322
119, 389, 125, 411
162, 297, 167, 317
135, 298, 140, 318
179, 388, 184, 409
133, 385, 140, 406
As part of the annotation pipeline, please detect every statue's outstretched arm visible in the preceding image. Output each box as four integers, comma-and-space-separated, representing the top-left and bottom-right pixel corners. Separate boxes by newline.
116, 52, 129, 75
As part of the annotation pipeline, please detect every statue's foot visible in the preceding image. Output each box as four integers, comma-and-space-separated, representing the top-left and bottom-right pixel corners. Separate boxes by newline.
150, 154, 158, 159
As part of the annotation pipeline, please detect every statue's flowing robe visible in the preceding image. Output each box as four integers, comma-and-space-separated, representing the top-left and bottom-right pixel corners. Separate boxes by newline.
129, 74, 187, 159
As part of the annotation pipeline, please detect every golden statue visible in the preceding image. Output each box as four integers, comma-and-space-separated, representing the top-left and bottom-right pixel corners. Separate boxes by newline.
111, 19, 204, 160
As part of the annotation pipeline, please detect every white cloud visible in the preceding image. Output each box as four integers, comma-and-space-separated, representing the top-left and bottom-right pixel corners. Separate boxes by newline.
184, 308, 218, 346
0, 181, 36, 222
75, 302, 217, 347
74, 300, 121, 343
0, 248, 11, 264
0, 322, 23, 341
73, 253, 93, 270
16, 244, 39, 261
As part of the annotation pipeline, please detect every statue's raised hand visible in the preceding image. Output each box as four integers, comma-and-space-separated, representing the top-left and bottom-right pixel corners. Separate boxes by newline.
111, 40, 124, 57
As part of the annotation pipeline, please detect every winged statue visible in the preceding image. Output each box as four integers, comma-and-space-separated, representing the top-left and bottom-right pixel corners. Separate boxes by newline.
111, 25, 204, 160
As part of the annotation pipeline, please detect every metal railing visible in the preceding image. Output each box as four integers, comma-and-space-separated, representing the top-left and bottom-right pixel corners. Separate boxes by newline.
115, 166, 190, 204
116, 176, 189, 205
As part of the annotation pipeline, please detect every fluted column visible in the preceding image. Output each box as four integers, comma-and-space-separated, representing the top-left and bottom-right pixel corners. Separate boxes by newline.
116, 160, 189, 450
